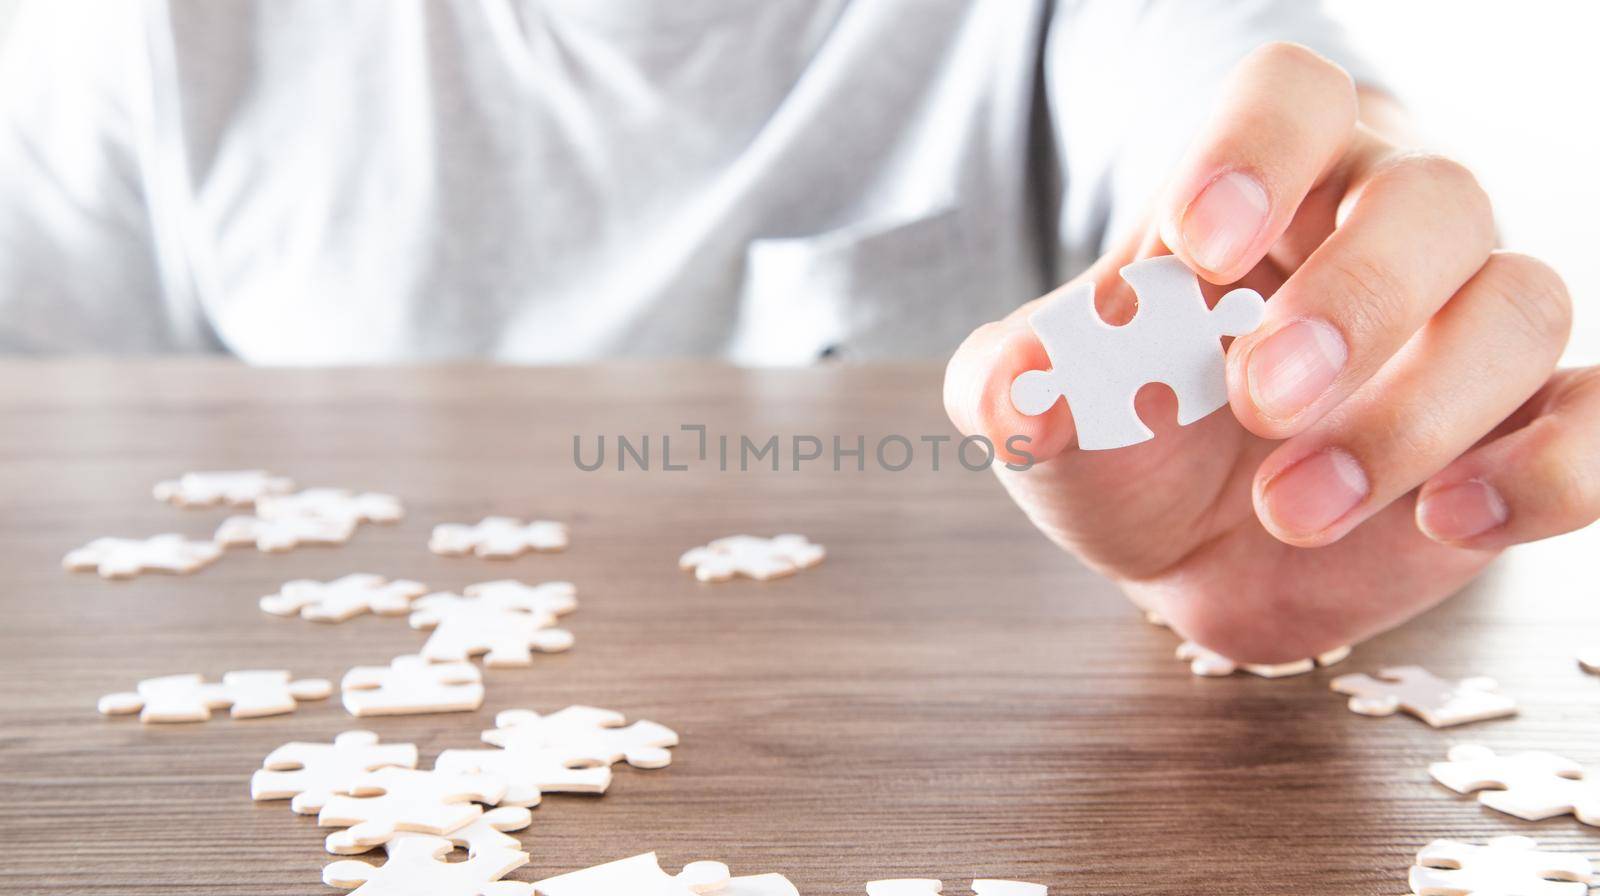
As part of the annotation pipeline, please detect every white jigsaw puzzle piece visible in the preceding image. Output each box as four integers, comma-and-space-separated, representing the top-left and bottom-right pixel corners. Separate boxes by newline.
1176, 641, 1351, 679
323, 834, 534, 896
430, 517, 570, 559
409, 582, 577, 666
534, 852, 797, 896
99, 670, 331, 723
867, 883, 1045, 896
216, 513, 357, 552
256, 487, 404, 524
319, 766, 506, 854
252, 731, 419, 814
1009, 255, 1264, 450
342, 654, 485, 717
261, 574, 428, 623
1330, 666, 1517, 727
388, 806, 533, 856
63, 534, 222, 579
153, 469, 294, 507
1410, 835, 1593, 896
678, 535, 825, 582
1430, 744, 1600, 825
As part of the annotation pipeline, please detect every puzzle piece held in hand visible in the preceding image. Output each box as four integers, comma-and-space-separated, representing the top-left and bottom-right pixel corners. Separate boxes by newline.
323, 834, 534, 896
1330, 666, 1517, 727
99, 670, 331, 723
1409, 836, 1593, 896
435, 705, 676, 806
1176, 641, 1351, 679
216, 514, 357, 552
154, 470, 294, 508
319, 766, 506, 854
1010, 255, 1265, 450
389, 806, 533, 856
262, 574, 428, 623
341, 655, 484, 717
867, 882, 1046, 896
430, 517, 569, 559
409, 582, 576, 666
534, 852, 798, 896
678, 535, 825, 582
252, 731, 419, 814
1430, 744, 1600, 826
63, 534, 222, 579
256, 488, 404, 524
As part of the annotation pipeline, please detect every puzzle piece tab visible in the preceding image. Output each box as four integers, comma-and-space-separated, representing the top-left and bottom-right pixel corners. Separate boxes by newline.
154, 469, 294, 507
256, 488, 404, 524
1010, 255, 1264, 450
678, 535, 825, 582
389, 806, 533, 856
323, 834, 533, 896
342, 655, 485, 717
262, 574, 428, 623
63, 534, 222, 579
867, 882, 1046, 896
1176, 641, 1351, 679
252, 731, 419, 814
319, 766, 506, 854
409, 582, 576, 666
434, 706, 675, 807
534, 852, 797, 896
430, 517, 569, 559
1430, 744, 1600, 826
1330, 666, 1517, 727
99, 670, 331, 723
1410, 836, 1593, 896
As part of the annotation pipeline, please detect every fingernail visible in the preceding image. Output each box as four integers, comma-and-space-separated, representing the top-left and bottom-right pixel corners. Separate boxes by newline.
1262, 448, 1368, 538
1418, 479, 1509, 543
1247, 319, 1348, 420
1181, 170, 1270, 274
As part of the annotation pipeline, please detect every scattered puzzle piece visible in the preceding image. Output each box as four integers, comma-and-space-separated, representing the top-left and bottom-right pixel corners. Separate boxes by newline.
1409, 835, 1593, 896
323, 834, 533, 896
1330, 666, 1517, 728
261, 574, 429, 623
319, 766, 506, 854
534, 852, 798, 896
256, 488, 404, 524
154, 469, 295, 507
389, 806, 533, 856
99, 670, 331, 723
341, 655, 485, 717
252, 731, 419, 814
1430, 744, 1600, 825
1176, 641, 1351, 679
430, 517, 569, 559
434, 706, 676, 806
867, 882, 1046, 896
409, 582, 576, 666
216, 513, 358, 552
678, 534, 825, 582
1009, 255, 1265, 450
63, 534, 222, 579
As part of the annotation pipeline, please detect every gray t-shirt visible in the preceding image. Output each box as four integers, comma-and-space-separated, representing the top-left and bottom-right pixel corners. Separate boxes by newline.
0, 0, 1374, 363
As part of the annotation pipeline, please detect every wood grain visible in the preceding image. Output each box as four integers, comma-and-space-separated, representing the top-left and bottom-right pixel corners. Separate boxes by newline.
2, 360, 1598, 895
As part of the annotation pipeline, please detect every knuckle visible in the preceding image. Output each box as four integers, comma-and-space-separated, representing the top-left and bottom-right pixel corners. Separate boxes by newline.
1482, 252, 1573, 345
1328, 254, 1414, 340
1248, 41, 1358, 116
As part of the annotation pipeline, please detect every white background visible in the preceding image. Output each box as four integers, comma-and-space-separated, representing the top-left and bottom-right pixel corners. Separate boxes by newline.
1, 1, 1595, 363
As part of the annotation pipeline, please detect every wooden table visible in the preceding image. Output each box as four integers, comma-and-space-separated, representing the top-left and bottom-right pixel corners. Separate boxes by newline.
3, 360, 1598, 895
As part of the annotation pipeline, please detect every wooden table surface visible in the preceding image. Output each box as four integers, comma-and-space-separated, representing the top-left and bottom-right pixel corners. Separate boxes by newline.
3, 360, 1599, 895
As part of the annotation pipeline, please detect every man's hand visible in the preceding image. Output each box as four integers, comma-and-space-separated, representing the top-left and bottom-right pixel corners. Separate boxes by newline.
945, 43, 1598, 662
